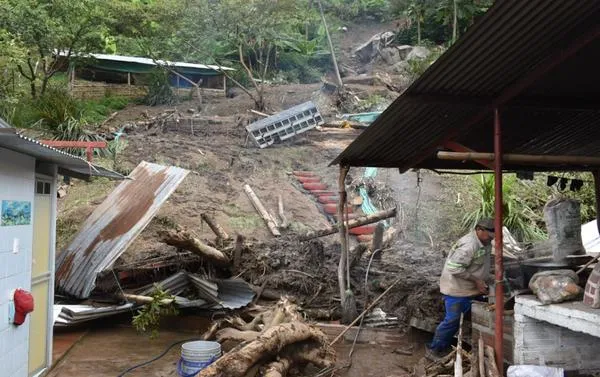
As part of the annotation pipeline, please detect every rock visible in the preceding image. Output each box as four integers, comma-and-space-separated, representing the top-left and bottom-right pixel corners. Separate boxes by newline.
396, 45, 413, 60
379, 47, 402, 65
407, 46, 431, 61
392, 61, 410, 74
529, 269, 583, 304
354, 31, 396, 63
226, 86, 241, 98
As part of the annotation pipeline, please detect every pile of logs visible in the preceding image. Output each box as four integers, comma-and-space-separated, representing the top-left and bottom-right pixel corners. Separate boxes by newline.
198, 298, 336, 377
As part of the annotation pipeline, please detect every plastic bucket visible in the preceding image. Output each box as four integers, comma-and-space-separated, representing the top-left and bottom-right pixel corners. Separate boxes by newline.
178, 341, 221, 377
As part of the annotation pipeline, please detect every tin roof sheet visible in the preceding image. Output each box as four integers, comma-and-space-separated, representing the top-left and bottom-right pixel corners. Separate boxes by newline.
0, 127, 123, 179
333, 0, 600, 172
55, 161, 189, 298
58, 51, 235, 71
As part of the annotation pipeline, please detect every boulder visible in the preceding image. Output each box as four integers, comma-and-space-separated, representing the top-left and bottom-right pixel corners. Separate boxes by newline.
396, 45, 413, 60
407, 46, 431, 61
354, 31, 396, 63
379, 47, 402, 65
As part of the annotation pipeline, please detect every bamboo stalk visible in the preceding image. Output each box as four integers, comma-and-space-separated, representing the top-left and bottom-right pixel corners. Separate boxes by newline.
299, 207, 396, 240
437, 151, 600, 167
485, 345, 501, 377
478, 338, 485, 377
455, 313, 464, 377
243, 184, 280, 236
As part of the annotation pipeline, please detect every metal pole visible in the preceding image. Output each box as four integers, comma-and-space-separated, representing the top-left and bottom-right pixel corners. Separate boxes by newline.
493, 108, 504, 375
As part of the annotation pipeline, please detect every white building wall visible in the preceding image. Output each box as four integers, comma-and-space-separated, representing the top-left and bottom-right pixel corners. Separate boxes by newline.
0, 147, 35, 377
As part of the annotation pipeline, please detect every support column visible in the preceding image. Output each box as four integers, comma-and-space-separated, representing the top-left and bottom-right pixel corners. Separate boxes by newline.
593, 171, 600, 236
493, 108, 504, 375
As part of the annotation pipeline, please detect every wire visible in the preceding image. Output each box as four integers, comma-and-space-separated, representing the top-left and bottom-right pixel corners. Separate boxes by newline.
116, 338, 200, 376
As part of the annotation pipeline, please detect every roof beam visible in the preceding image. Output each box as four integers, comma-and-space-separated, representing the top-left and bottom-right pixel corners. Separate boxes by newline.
437, 151, 600, 167
405, 94, 600, 111
401, 23, 600, 173
443, 141, 494, 169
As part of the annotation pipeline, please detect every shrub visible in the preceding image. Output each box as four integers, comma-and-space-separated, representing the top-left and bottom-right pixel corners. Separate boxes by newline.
142, 68, 179, 106
462, 174, 546, 242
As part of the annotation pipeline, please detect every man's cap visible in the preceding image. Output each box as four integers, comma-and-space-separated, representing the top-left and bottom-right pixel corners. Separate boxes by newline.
13, 289, 34, 325
476, 218, 495, 232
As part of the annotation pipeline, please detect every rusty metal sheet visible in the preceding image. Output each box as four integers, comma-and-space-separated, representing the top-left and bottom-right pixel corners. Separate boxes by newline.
56, 161, 189, 298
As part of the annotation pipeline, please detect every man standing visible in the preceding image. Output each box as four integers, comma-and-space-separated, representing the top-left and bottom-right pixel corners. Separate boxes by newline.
426, 218, 495, 360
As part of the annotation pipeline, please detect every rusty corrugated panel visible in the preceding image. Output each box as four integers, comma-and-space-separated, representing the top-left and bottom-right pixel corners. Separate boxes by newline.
332, 0, 600, 171
56, 161, 189, 298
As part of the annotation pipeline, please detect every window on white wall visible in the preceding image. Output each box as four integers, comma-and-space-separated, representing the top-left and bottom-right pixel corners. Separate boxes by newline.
35, 180, 51, 195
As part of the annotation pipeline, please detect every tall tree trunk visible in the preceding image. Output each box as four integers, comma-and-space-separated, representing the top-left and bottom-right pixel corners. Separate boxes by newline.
317, 0, 343, 89
417, 20, 422, 45
452, 0, 458, 43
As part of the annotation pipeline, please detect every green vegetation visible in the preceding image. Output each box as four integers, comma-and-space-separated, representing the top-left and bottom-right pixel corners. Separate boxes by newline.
0, 0, 494, 125
460, 173, 596, 243
132, 287, 178, 338
462, 174, 546, 242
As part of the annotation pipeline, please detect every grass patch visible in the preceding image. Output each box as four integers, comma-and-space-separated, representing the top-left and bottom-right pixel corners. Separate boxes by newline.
79, 95, 130, 124
223, 203, 263, 232
59, 177, 117, 213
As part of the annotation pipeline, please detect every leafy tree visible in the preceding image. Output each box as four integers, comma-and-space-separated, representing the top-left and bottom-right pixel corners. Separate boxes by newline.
0, 0, 108, 98
404, 1, 429, 45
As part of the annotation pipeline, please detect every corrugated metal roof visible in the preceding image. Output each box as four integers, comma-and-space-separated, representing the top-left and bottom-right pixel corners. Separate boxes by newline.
55, 161, 189, 299
58, 51, 235, 71
333, 0, 600, 172
0, 128, 124, 179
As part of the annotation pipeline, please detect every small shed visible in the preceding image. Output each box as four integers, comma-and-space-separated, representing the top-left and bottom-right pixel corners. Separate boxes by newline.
57, 52, 235, 100
0, 117, 123, 377
333, 0, 600, 374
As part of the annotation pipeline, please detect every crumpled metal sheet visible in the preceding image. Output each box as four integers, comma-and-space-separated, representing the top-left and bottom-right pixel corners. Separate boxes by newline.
55, 161, 189, 298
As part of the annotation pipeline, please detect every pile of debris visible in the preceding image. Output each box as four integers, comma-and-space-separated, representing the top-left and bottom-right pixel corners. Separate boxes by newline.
198, 297, 335, 377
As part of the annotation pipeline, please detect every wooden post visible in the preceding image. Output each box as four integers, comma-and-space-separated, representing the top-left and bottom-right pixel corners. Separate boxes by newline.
337, 165, 350, 318
201, 213, 230, 242
233, 234, 244, 271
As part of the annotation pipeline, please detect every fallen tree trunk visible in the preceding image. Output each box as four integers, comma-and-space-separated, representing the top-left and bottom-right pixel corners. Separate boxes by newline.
197, 322, 326, 377
299, 207, 396, 240
244, 184, 281, 236
159, 229, 230, 267
201, 213, 230, 242
263, 358, 292, 377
